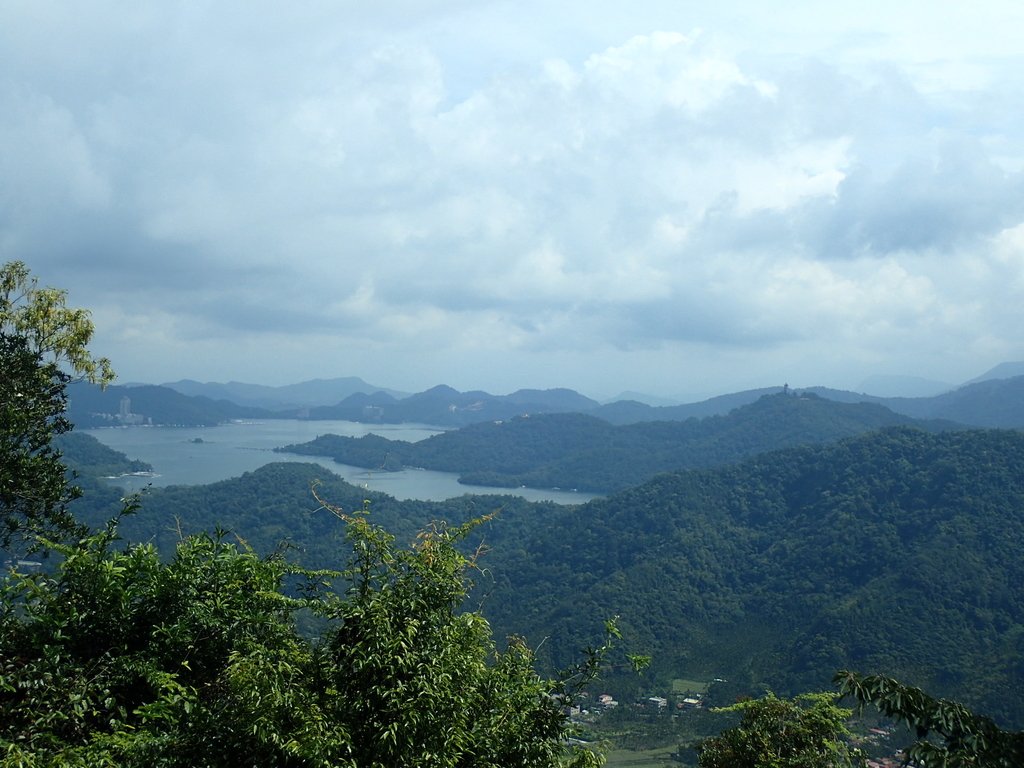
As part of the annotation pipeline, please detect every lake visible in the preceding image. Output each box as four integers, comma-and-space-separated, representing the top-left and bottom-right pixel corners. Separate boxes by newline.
84, 419, 599, 505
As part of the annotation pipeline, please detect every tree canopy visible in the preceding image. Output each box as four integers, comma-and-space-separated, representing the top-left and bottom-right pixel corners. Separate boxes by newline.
0, 332, 82, 548
1, 261, 114, 549
697, 691, 860, 768
0, 502, 608, 767
836, 671, 1024, 767
0, 263, 613, 764
0, 261, 113, 386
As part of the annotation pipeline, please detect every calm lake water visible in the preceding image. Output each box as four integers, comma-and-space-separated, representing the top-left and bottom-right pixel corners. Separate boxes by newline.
84, 419, 598, 505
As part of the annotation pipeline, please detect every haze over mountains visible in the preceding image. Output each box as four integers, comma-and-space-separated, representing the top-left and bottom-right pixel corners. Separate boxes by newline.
161, 377, 409, 410
68, 362, 1024, 431
158, 361, 1022, 410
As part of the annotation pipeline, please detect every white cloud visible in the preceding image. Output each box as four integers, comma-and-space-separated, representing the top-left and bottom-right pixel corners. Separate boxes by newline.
0, 86, 111, 214
2, 2, 1024, 395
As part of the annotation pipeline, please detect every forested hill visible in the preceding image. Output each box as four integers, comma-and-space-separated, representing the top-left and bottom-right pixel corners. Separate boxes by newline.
68, 426, 1024, 727
596, 376, 1024, 427
474, 426, 1024, 727
55, 432, 152, 477
867, 374, 1024, 427
67, 460, 561, 576
279, 392, 956, 492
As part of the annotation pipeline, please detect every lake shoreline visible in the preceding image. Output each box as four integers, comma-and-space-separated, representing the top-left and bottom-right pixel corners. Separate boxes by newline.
86, 420, 600, 505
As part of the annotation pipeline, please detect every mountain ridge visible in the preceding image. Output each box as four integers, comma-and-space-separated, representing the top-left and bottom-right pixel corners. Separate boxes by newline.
161, 376, 407, 410
70, 363, 1024, 430
278, 392, 961, 492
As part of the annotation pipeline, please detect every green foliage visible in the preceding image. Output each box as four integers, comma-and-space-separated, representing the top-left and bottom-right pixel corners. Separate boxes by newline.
0, 261, 113, 386
313, 498, 605, 767
73, 425, 1024, 727
0, 333, 84, 550
835, 671, 1024, 767
470, 427, 1024, 723
1, 262, 114, 550
697, 692, 860, 768
0, 499, 608, 767
0, 510, 319, 766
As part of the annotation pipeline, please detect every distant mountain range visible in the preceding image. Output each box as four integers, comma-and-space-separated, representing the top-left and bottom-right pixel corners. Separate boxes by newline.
161, 377, 407, 410
69, 363, 1024, 430
854, 373, 952, 398
66, 381, 273, 427
965, 360, 1024, 385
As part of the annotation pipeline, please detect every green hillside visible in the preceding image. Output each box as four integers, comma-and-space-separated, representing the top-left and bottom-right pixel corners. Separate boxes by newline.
68, 460, 552, 572
55, 432, 152, 478
69, 424, 1024, 728
475, 427, 1024, 726
878, 375, 1024, 427
280, 392, 955, 492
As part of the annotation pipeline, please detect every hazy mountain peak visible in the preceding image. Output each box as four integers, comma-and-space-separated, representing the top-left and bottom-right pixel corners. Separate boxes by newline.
855, 374, 952, 398
965, 361, 1024, 385
160, 377, 403, 409
605, 391, 682, 407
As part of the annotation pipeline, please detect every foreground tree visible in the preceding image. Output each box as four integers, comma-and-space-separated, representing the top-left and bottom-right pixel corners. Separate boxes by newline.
0, 333, 79, 548
0, 261, 113, 549
835, 671, 1024, 767
697, 691, 862, 768
0, 264, 613, 765
0, 261, 113, 385
0, 502, 607, 767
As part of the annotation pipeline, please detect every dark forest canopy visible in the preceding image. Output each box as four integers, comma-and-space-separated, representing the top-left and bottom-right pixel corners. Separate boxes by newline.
55, 432, 152, 477
477, 426, 1024, 727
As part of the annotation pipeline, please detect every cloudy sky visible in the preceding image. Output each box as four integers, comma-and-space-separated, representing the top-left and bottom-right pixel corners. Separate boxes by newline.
3, 2, 1023, 400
